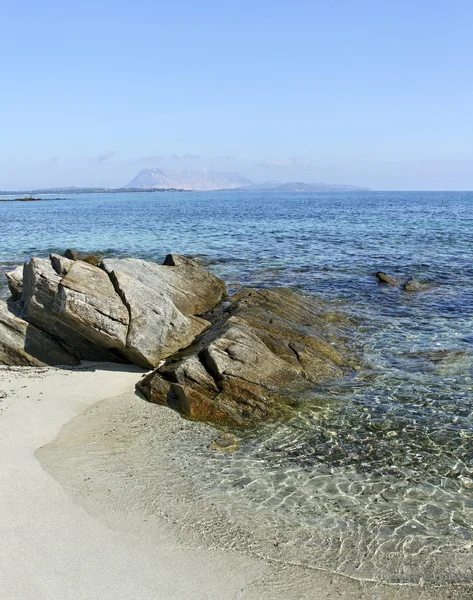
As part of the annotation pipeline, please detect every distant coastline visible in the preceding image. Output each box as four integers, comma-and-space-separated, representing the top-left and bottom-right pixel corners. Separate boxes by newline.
0, 188, 189, 196
0, 170, 371, 195
0, 185, 372, 196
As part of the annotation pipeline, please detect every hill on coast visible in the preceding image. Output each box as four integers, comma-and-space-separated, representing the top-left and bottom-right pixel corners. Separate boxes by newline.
125, 168, 253, 191
125, 168, 370, 192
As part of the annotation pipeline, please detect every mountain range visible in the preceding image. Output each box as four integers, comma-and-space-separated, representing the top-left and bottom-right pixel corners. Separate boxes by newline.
125, 168, 370, 192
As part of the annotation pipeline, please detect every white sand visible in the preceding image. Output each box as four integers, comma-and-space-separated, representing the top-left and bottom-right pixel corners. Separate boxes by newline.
0, 364, 271, 600
0, 364, 471, 600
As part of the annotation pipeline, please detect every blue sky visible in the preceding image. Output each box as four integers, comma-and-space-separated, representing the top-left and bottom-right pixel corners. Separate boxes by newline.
1, 0, 472, 190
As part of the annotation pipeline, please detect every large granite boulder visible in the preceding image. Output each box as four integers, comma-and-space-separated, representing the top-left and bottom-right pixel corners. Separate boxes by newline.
0, 300, 78, 366
137, 288, 355, 427
12, 253, 225, 368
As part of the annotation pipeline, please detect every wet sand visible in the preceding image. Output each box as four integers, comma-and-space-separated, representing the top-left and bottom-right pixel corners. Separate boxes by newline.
0, 364, 471, 599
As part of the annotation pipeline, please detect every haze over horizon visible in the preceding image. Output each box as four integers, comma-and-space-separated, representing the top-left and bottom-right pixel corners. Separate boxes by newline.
2, 1, 473, 191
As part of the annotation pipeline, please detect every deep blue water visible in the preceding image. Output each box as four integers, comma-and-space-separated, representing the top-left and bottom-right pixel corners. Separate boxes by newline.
1, 190, 473, 581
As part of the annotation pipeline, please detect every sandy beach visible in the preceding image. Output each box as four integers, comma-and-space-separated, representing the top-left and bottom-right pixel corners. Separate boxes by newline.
0, 364, 470, 599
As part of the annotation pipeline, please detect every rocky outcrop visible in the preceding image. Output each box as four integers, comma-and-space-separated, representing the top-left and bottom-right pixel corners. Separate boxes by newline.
137, 288, 355, 428
5, 265, 23, 300
0, 300, 78, 366
0, 253, 226, 368
2, 250, 360, 428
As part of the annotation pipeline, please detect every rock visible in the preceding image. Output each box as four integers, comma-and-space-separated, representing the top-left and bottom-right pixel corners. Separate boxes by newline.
375, 272, 399, 286
58, 260, 130, 346
63, 249, 103, 266
108, 268, 210, 368
22, 257, 130, 363
403, 278, 429, 292
0, 299, 79, 366
50, 253, 73, 276
102, 254, 227, 315
459, 476, 473, 489
5, 265, 23, 300
138, 288, 355, 427
22, 257, 63, 325
18, 253, 225, 368
208, 432, 240, 452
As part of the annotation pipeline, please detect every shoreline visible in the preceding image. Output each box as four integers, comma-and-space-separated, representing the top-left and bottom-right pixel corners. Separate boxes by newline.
0, 364, 469, 598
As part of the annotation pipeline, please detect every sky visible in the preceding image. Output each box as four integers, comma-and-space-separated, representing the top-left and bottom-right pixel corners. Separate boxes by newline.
1, 0, 472, 190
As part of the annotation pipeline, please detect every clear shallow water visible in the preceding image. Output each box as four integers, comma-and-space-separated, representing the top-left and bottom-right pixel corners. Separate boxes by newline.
2, 190, 473, 581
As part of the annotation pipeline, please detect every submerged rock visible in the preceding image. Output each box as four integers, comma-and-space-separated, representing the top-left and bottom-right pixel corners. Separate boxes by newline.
374, 272, 431, 293
0, 299, 78, 366
404, 349, 466, 363
5, 265, 23, 300
403, 278, 429, 292
138, 288, 355, 427
208, 432, 240, 452
375, 272, 400, 286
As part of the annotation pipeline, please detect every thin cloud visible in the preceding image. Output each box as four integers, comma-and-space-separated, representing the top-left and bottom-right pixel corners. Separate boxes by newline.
214, 155, 235, 160
257, 156, 312, 168
137, 154, 163, 162
170, 153, 202, 160
89, 150, 116, 163
51, 157, 58, 163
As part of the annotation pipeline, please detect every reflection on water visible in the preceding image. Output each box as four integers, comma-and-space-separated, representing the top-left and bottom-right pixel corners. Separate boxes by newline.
2, 190, 473, 581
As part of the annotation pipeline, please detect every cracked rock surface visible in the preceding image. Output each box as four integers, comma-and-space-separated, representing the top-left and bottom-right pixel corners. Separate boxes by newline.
137, 288, 356, 427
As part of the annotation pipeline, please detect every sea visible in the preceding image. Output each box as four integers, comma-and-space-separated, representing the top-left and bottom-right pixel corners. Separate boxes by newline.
1, 190, 472, 583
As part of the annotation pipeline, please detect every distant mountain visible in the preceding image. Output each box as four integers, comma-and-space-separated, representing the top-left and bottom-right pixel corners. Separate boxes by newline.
125, 168, 253, 191
0, 176, 369, 197
237, 181, 371, 192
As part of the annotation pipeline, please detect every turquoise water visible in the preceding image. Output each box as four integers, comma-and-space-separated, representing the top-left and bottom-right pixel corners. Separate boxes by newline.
1, 190, 473, 581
